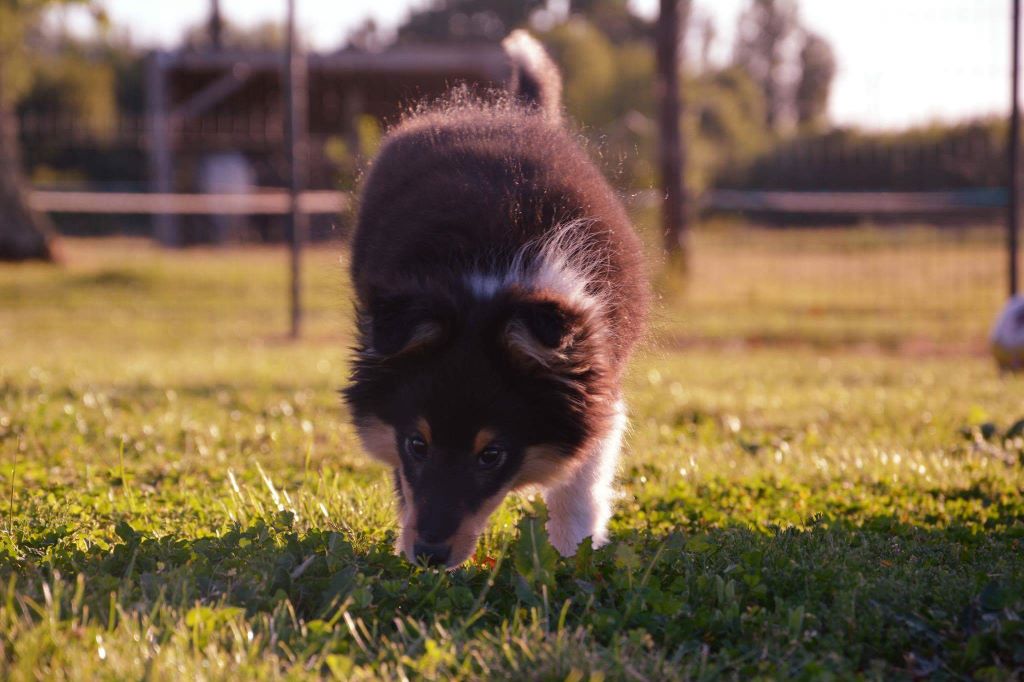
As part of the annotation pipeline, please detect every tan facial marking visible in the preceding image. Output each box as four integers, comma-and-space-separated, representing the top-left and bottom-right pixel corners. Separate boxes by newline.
355, 417, 399, 467
444, 488, 510, 567
416, 417, 431, 444
473, 428, 497, 454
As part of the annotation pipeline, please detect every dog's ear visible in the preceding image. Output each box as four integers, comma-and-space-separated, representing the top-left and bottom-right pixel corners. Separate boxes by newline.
499, 292, 595, 373
365, 291, 451, 358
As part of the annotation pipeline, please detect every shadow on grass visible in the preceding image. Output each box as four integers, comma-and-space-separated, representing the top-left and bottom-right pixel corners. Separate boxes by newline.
6, 507, 1023, 677
69, 269, 157, 290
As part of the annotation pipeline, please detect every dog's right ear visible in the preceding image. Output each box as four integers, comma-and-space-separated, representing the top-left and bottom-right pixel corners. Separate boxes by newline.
498, 290, 599, 376
363, 291, 452, 358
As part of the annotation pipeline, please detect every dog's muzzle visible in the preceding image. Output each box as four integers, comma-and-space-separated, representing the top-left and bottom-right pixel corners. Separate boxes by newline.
413, 541, 451, 567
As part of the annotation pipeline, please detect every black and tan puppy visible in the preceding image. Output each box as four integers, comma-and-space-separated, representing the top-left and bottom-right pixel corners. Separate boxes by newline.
343, 31, 649, 567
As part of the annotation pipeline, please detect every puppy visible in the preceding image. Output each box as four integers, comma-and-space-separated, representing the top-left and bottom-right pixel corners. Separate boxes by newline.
343, 30, 649, 568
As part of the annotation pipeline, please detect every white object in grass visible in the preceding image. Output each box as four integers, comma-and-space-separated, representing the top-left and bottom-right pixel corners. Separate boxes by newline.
991, 295, 1024, 371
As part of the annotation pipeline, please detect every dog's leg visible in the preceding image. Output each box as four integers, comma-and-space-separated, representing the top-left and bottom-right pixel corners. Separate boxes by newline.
543, 400, 626, 555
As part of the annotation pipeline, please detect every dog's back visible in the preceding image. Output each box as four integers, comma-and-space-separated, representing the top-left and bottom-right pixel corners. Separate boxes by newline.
351, 31, 649, 366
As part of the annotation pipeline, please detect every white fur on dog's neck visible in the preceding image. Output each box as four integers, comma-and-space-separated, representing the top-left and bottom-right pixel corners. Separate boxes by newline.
464, 218, 606, 312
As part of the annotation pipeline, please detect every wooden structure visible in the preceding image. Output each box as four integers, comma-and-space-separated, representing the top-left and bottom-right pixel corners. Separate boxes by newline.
145, 44, 510, 246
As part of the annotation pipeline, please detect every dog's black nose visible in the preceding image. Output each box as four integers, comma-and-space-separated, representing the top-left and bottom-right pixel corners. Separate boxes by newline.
413, 542, 451, 567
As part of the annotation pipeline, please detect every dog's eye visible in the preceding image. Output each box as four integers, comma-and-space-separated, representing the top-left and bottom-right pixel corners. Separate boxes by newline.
478, 444, 507, 470
405, 434, 429, 461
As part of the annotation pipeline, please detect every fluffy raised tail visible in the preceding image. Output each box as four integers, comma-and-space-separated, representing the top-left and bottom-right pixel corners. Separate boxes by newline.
502, 29, 562, 122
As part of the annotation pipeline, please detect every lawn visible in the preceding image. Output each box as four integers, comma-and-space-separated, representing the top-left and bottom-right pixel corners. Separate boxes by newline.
1, 234, 1022, 680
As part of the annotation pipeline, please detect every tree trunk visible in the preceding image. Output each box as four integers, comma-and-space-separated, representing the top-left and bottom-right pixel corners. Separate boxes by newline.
657, 0, 691, 262
0, 65, 57, 262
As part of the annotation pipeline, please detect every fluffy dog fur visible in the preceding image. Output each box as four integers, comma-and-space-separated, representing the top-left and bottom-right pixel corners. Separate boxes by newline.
342, 30, 650, 567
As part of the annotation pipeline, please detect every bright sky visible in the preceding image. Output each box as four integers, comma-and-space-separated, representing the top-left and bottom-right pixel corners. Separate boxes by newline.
61, 0, 1015, 130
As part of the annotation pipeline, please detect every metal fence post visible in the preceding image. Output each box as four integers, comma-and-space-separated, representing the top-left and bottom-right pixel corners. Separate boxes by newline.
1011, 0, 1021, 296
285, 0, 308, 338
657, 0, 691, 264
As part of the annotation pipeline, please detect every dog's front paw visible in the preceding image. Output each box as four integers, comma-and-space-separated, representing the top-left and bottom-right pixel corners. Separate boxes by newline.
545, 517, 608, 556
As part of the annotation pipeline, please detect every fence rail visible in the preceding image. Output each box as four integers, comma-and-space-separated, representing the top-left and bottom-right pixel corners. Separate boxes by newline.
34, 188, 1006, 219
29, 190, 349, 215
705, 188, 1008, 215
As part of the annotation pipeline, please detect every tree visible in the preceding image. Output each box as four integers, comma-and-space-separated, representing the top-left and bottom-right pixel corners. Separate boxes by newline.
691, 6, 717, 73
0, 0, 64, 261
795, 31, 835, 130
733, 0, 799, 133
1, 1, 116, 260
733, 1, 836, 135
0, 74, 55, 260
689, 66, 769, 190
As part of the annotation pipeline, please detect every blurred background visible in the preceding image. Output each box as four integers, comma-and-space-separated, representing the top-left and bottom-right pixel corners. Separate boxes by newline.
0, 0, 1020, 352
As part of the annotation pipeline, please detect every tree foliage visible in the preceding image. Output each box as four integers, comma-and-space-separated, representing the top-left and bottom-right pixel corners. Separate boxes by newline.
733, 0, 799, 132
795, 31, 835, 130
689, 66, 769, 191
542, 18, 620, 127
0, 0, 103, 102
18, 51, 117, 133
733, 0, 835, 134
538, 12, 770, 192
718, 119, 1008, 192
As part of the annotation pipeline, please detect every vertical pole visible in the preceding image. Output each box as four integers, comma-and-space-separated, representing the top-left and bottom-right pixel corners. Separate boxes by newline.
285, 0, 307, 338
343, 88, 365, 161
209, 0, 223, 51
656, 0, 691, 263
146, 52, 178, 247
1010, 0, 1021, 296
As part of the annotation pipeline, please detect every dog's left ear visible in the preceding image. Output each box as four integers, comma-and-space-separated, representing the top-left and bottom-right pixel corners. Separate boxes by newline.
499, 292, 596, 373
364, 290, 452, 358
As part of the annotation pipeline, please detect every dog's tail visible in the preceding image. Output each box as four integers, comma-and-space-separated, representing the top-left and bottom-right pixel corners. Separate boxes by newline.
502, 29, 562, 122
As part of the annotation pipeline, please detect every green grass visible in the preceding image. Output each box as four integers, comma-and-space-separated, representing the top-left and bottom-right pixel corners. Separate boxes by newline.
648, 220, 1008, 349
1, 235, 1022, 680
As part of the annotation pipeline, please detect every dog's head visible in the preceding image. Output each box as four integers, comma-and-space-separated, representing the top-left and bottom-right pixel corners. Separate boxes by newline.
342, 279, 613, 567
